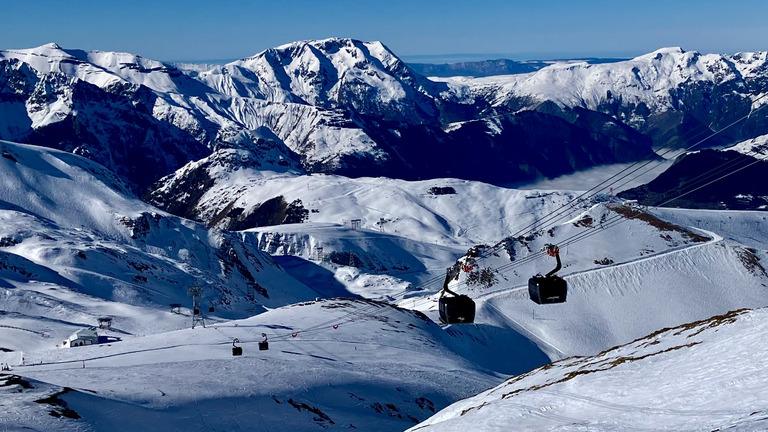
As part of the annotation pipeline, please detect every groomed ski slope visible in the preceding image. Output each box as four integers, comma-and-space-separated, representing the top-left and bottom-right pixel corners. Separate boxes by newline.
3, 139, 768, 431
9, 299, 509, 432
0, 139, 319, 353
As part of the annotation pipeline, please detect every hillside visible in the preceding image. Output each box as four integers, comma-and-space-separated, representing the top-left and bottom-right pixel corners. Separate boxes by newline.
620, 133, 768, 210
0, 139, 319, 354
9, 40, 739, 198
4, 299, 510, 432
2, 137, 768, 430
2, 41, 768, 430
409, 307, 768, 431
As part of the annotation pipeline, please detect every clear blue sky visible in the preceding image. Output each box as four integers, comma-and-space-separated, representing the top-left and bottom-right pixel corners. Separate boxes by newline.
3, 0, 767, 62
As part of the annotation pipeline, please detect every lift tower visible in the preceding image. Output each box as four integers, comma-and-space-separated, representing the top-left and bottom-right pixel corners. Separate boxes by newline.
188, 285, 205, 329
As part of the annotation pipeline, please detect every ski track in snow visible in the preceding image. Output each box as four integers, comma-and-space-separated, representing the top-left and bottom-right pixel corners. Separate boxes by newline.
1, 138, 768, 430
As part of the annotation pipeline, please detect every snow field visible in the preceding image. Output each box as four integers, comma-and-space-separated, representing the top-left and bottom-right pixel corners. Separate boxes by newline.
409, 307, 768, 432
2, 138, 768, 430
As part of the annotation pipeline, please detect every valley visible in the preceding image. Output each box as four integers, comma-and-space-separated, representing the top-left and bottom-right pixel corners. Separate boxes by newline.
1, 38, 768, 431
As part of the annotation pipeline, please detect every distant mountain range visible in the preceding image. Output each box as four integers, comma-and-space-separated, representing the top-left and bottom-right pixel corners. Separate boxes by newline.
1, 39, 767, 218
3, 39, 768, 432
407, 57, 626, 78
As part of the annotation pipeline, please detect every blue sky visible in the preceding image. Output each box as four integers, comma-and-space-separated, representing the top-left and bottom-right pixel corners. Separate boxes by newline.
3, 0, 767, 62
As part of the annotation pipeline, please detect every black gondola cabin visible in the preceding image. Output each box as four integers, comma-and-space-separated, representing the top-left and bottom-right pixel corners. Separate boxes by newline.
232, 338, 243, 356
528, 275, 567, 304
439, 294, 476, 324
258, 333, 269, 351
528, 244, 567, 305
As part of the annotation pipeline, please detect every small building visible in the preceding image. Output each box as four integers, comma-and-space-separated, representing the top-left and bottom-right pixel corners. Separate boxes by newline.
63, 327, 98, 348
97, 317, 113, 330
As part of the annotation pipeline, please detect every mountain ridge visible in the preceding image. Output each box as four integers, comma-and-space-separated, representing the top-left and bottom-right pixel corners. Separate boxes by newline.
408, 307, 768, 431
5, 39, 729, 199
3, 135, 768, 431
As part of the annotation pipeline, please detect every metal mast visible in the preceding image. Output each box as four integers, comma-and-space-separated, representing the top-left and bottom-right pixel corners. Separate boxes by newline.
188, 285, 205, 329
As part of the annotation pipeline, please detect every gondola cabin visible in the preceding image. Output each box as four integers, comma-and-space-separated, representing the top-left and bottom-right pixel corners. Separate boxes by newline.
528, 275, 567, 304
438, 251, 481, 324
232, 338, 243, 356
528, 243, 567, 305
438, 294, 476, 324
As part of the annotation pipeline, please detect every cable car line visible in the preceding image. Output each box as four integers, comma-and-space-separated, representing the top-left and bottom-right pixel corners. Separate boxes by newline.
434, 135, 768, 301
383, 96, 767, 300
359, 110, 768, 322
238, 91, 768, 346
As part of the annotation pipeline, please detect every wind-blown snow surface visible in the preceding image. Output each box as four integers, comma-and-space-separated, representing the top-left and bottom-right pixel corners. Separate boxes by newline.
3, 138, 768, 431
409, 307, 768, 432
7, 299, 509, 432
0, 139, 318, 352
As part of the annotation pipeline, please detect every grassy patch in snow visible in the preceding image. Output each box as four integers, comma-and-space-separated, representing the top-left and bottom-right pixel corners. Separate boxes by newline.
608, 204, 710, 243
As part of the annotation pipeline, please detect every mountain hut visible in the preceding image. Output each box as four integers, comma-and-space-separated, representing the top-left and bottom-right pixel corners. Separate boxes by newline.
63, 326, 98, 348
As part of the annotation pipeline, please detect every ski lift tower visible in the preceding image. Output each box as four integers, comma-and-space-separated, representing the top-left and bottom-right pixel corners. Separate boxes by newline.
188, 285, 205, 329
246, 282, 257, 316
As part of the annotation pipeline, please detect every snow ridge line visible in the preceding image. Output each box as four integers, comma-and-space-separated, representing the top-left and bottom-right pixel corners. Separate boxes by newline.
559, 225, 722, 281
463, 227, 723, 361
475, 226, 722, 303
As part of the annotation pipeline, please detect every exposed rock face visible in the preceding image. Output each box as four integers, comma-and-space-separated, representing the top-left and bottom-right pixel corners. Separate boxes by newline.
441, 48, 768, 149
2, 41, 767, 216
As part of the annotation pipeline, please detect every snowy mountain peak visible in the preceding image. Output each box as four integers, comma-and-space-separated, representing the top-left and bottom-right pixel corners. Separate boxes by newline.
437, 45, 766, 140
639, 46, 687, 58
200, 37, 441, 124
265, 37, 392, 58
37, 42, 62, 51
725, 132, 768, 160
269, 37, 351, 54
1, 42, 77, 70
0, 43, 183, 90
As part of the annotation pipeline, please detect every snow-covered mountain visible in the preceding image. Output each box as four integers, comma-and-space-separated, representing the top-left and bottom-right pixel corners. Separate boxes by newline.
3, 38, 768, 431
437, 47, 768, 149
409, 307, 768, 431
198, 38, 443, 124
0, 139, 319, 342
619, 133, 768, 210
7, 40, 766, 215
3, 136, 768, 430
1, 39, 698, 198
407, 57, 627, 78
145, 103, 656, 223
